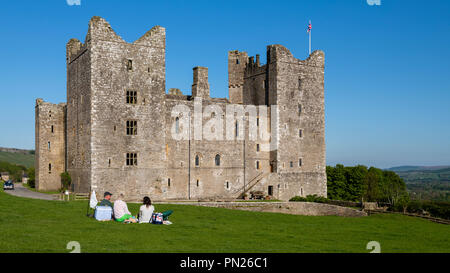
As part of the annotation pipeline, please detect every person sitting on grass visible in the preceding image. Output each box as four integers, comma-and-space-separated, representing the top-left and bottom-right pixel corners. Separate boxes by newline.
137, 196, 173, 224
138, 196, 154, 223
99, 192, 113, 208
113, 194, 136, 223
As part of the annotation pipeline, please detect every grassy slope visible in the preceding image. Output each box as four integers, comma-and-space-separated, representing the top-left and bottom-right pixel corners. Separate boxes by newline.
0, 187, 449, 253
0, 151, 34, 168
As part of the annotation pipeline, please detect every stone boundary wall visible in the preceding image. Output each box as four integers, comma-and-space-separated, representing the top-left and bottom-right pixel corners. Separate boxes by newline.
162, 201, 367, 217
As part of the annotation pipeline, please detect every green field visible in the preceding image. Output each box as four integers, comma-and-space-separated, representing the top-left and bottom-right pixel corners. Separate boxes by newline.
0, 186, 448, 253
0, 151, 34, 168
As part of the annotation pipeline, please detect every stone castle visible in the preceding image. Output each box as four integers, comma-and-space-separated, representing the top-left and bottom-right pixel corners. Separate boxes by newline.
35, 16, 326, 201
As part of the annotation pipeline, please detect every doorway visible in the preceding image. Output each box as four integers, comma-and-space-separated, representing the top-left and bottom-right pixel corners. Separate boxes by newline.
268, 185, 273, 196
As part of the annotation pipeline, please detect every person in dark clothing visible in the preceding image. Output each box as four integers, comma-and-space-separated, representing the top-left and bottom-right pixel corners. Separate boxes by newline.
99, 192, 113, 208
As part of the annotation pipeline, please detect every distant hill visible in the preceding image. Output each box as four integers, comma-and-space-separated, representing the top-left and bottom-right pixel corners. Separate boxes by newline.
0, 147, 35, 168
387, 165, 450, 172
388, 166, 450, 202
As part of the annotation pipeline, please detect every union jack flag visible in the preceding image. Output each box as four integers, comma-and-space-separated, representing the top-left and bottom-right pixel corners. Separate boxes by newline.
307, 21, 312, 33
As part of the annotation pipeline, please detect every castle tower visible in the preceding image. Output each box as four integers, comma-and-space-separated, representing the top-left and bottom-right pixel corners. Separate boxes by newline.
268, 45, 326, 199
35, 99, 66, 191
228, 50, 248, 104
66, 16, 167, 197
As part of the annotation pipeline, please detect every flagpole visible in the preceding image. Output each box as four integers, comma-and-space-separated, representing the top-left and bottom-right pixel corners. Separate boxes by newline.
309, 20, 311, 55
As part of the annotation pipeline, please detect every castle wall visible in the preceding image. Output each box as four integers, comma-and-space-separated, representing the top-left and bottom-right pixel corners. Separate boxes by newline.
66, 36, 92, 193
163, 95, 272, 201
35, 100, 66, 191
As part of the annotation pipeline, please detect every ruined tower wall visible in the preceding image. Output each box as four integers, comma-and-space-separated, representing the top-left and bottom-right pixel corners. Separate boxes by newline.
66, 35, 92, 193
35, 99, 66, 191
243, 56, 267, 106
228, 51, 248, 104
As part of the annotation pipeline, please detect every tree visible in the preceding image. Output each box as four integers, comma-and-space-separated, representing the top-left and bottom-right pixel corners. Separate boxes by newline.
327, 165, 348, 200
345, 165, 368, 202
364, 167, 383, 202
27, 167, 35, 188
381, 170, 409, 206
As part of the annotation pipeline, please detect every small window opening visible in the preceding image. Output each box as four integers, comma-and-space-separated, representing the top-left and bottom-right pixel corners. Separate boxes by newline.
127, 59, 133, 71
175, 117, 180, 134
215, 154, 221, 166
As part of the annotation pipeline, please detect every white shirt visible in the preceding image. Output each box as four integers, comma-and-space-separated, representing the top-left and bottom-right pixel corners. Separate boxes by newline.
113, 199, 131, 219
139, 205, 155, 223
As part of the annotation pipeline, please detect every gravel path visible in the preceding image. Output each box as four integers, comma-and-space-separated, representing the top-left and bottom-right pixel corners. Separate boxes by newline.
4, 183, 59, 201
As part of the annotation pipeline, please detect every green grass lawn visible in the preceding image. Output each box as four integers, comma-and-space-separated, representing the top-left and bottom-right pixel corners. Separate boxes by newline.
0, 186, 448, 253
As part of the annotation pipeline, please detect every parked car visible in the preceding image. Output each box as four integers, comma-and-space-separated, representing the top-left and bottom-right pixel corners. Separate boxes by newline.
3, 180, 14, 190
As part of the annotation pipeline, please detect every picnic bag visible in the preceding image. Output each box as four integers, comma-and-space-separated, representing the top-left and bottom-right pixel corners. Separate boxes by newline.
151, 212, 164, 224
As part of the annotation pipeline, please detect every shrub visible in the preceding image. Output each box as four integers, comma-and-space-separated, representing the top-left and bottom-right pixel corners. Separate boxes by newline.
290, 195, 329, 203
289, 196, 307, 202
60, 172, 72, 191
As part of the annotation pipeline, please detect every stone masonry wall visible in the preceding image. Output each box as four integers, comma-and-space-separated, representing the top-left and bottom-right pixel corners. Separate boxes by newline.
35, 99, 66, 191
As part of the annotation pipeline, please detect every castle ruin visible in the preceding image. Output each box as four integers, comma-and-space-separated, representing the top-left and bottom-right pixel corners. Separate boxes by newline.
35, 16, 326, 201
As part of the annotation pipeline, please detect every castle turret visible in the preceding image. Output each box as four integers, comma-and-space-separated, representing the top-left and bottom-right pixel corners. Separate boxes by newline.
191, 66, 210, 98
228, 50, 248, 104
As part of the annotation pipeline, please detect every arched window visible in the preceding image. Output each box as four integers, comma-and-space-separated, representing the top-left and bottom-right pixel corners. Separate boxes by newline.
195, 155, 200, 166
175, 117, 180, 133
215, 154, 221, 166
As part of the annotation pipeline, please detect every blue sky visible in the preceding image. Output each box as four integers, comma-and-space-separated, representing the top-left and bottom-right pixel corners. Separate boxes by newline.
0, 0, 449, 168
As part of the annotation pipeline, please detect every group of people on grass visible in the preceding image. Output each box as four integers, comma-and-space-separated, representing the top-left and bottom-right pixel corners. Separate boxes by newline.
99, 191, 173, 224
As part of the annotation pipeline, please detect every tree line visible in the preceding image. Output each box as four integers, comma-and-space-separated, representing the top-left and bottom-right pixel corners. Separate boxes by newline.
327, 164, 409, 206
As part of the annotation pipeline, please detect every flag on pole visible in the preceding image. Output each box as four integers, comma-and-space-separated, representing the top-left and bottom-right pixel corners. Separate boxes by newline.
89, 190, 98, 209
307, 20, 312, 55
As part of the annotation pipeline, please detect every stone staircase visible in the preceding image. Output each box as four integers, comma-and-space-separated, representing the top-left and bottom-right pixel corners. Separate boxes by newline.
234, 172, 270, 199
